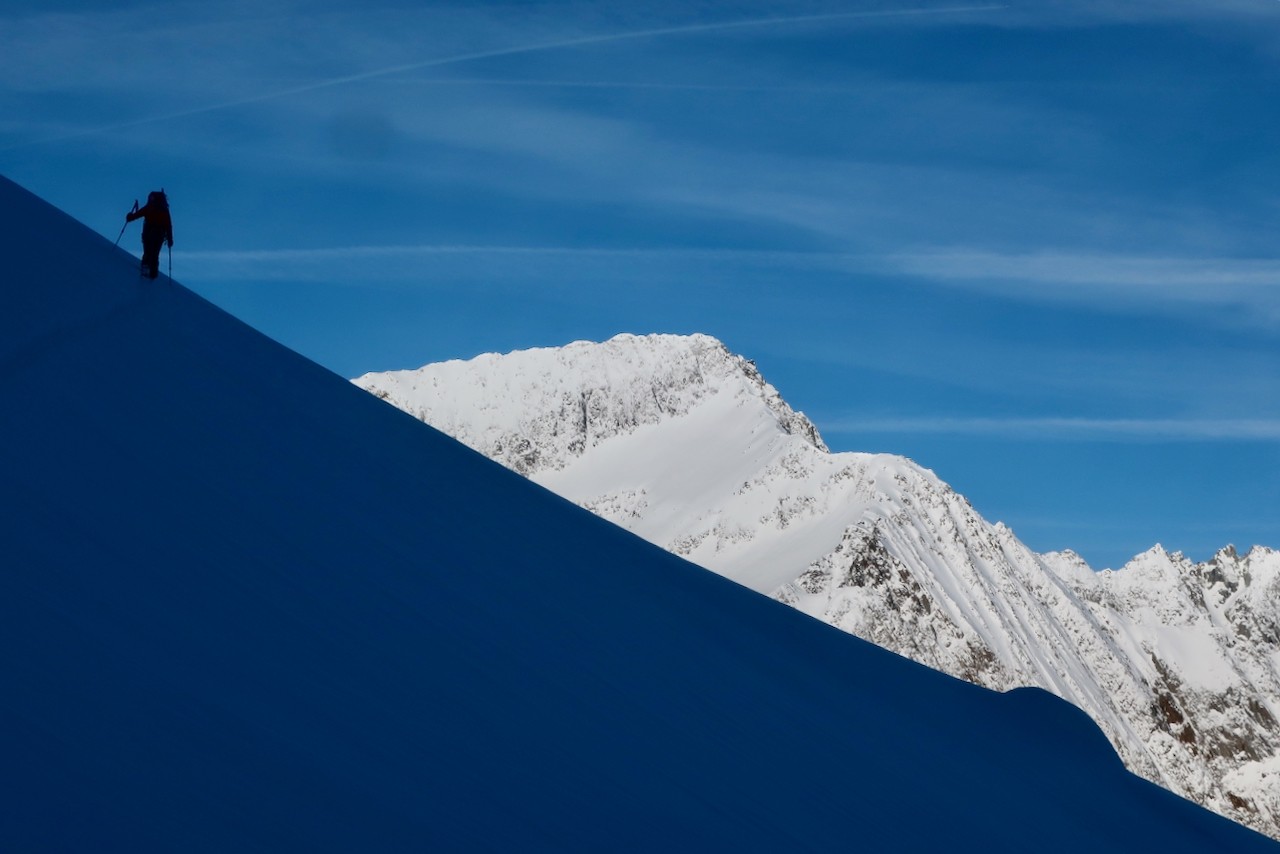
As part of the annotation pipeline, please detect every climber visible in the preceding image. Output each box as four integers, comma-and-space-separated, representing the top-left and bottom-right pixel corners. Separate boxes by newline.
125, 189, 173, 279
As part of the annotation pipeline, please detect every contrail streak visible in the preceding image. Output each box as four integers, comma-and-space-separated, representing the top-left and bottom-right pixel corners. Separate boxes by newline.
3, 5, 1003, 150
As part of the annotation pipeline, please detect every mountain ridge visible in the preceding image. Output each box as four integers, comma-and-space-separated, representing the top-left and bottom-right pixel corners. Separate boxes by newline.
355, 331, 1280, 840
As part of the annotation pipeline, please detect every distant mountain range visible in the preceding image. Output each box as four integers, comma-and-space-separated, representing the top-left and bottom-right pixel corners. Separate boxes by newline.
356, 332, 1280, 841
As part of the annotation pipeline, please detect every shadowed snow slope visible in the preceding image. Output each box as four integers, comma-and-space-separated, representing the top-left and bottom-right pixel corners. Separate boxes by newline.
1, 176, 1275, 852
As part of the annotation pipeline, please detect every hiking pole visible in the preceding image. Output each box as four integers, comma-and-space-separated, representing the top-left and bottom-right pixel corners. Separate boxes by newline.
113, 200, 138, 247
167, 242, 172, 280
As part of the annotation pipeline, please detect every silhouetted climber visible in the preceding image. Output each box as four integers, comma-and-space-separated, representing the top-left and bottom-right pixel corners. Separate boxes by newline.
125, 190, 173, 279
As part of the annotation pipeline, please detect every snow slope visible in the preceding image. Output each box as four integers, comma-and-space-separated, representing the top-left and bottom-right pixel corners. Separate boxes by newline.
356, 333, 1280, 841
3, 175, 1277, 852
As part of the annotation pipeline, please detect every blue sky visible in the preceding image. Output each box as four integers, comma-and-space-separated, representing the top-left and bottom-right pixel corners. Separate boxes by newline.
3, 0, 1277, 569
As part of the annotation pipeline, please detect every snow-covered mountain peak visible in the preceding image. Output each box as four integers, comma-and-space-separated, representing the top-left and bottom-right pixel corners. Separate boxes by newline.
1096, 542, 1280, 615
354, 331, 1280, 842
354, 332, 826, 477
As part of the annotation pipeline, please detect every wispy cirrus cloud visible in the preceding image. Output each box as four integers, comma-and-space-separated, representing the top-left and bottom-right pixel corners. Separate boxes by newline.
823, 416, 1280, 442
884, 250, 1280, 327
891, 251, 1280, 289
1, 3, 1006, 151
184, 244, 1280, 327
1002, 0, 1280, 24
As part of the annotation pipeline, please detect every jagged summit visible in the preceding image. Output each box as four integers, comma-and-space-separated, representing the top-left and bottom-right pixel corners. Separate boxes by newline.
357, 331, 1280, 842
357, 333, 943, 592
356, 332, 826, 476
